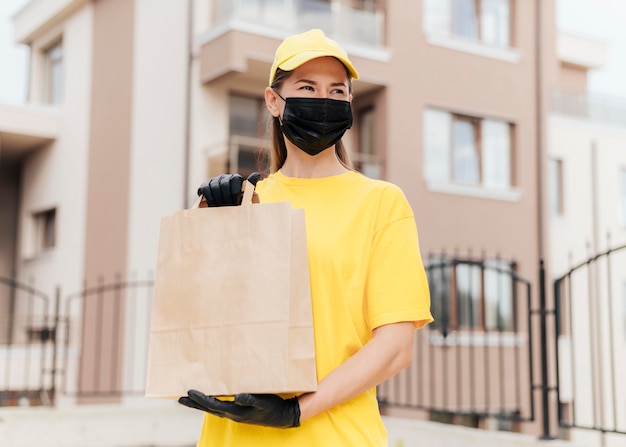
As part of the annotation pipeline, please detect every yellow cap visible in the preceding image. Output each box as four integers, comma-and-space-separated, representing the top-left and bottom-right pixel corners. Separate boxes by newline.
269, 29, 359, 85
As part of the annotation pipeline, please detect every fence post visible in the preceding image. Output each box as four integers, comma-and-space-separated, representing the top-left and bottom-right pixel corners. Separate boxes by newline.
539, 259, 553, 439
50, 286, 61, 406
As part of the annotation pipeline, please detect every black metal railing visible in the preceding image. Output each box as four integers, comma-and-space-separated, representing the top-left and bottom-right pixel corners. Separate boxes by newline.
0, 274, 154, 404
3, 250, 626, 444
0, 276, 56, 406
59, 275, 154, 398
378, 256, 535, 427
554, 243, 626, 436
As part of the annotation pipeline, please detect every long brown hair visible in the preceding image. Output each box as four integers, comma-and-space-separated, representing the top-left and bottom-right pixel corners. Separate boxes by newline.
266, 67, 354, 174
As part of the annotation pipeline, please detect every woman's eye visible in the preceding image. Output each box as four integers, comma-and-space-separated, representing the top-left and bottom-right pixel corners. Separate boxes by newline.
299, 85, 315, 91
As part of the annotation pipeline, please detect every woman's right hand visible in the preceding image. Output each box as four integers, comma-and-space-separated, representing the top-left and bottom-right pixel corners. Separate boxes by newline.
197, 172, 261, 207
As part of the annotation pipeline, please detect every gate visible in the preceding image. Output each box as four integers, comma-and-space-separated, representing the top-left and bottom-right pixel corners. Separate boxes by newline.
0, 277, 58, 406
58, 276, 155, 398
380, 249, 626, 442
554, 243, 626, 437
0, 275, 154, 405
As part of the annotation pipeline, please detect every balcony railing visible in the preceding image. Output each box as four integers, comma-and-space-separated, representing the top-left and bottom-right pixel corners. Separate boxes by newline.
213, 0, 385, 48
551, 91, 626, 128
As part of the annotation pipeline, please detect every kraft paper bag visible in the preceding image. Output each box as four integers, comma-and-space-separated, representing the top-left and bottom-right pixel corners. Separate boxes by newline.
145, 183, 317, 398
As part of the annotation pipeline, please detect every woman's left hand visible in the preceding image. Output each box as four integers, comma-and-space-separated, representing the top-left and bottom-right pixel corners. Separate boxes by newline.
178, 390, 301, 428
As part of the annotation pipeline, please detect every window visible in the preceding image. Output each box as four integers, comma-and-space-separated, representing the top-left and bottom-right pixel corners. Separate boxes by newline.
424, 0, 511, 48
44, 40, 63, 104
549, 159, 564, 216
623, 282, 626, 340
228, 94, 267, 177
424, 108, 513, 190
33, 208, 56, 254
620, 168, 626, 226
427, 257, 515, 333
354, 107, 382, 179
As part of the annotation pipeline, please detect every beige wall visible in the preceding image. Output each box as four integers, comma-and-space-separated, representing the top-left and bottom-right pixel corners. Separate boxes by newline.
80, 0, 134, 399
11, 4, 94, 350
557, 64, 588, 95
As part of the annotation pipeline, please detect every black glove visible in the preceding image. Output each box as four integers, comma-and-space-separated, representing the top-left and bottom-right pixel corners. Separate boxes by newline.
178, 390, 301, 428
197, 172, 261, 207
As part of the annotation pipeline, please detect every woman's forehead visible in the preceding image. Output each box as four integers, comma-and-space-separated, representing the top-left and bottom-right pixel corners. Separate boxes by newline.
291, 56, 349, 82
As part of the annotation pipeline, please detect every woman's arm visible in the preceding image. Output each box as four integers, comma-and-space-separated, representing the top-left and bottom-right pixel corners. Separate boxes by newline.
297, 321, 415, 422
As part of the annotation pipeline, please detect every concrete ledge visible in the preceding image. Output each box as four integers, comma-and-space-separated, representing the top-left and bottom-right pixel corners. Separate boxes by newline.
384, 416, 592, 447
0, 401, 203, 447
0, 404, 599, 447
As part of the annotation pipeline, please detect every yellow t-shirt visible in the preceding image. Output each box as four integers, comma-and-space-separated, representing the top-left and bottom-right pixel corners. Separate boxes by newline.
197, 170, 433, 446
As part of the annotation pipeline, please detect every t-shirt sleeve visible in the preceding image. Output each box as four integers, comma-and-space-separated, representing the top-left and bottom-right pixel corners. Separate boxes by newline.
365, 185, 434, 330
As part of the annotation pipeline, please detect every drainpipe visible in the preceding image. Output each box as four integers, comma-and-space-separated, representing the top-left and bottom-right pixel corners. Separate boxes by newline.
183, 0, 194, 208
535, 0, 545, 262
535, 0, 553, 441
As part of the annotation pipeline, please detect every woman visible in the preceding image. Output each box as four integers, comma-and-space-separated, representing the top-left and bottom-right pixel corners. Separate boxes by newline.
179, 29, 433, 446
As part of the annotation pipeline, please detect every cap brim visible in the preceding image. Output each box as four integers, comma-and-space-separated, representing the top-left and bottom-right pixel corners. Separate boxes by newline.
278, 51, 359, 80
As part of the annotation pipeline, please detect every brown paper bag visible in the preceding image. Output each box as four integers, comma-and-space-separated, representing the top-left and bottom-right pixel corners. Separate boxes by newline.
145, 183, 317, 398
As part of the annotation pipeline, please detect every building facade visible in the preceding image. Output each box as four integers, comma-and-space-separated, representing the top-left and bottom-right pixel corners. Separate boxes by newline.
10, 0, 623, 442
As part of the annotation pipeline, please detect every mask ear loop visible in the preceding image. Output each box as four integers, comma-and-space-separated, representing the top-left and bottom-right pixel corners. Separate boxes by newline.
272, 89, 286, 125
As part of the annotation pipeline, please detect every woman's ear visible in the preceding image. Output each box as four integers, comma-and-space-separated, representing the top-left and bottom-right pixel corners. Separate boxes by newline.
265, 87, 281, 118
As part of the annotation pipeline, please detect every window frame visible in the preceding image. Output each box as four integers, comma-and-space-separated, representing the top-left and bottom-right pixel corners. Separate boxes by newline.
619, 167, 626, 226
227, 93, 268, 177
427, 257, 517, 334
549, 158, 565, 217
33, 208, 57, 255
423, 0, 519, 63
43, 39, 63, 105
423, 108, 517, 199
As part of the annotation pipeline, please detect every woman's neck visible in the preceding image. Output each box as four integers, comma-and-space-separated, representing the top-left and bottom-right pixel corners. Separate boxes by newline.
281, 146, 349, 178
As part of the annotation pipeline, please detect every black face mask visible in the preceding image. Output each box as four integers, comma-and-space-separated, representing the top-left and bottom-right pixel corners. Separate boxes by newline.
275, 92, 353, 156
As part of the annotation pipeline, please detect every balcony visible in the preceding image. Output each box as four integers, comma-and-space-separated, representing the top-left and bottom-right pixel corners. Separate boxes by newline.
13, 0, 89, 44
211, 0, 385, 48
0, 103, 59, 162
198, 0, 390, 95
551, 91, 626, 128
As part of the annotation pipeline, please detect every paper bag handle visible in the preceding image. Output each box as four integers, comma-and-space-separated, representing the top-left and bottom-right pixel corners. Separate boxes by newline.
241, 179, 255, 207
193, 179, 257, 209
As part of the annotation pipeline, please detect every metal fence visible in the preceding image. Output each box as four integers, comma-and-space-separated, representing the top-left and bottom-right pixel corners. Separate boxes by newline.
378, 256, 535, 428
554, 244, 626, 436
0, 275, 154, 405
0, 277, 57, 406
2, 248, 626, 443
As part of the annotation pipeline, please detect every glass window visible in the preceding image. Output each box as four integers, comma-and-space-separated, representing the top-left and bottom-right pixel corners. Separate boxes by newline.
426, 256, 452, 333
45, 40, 63, 104
424, 0, 511, 48
623, 282, 626, 340
34, 208, 56, 254
355, 108, 382, 179
620, 168, 626, 226
424, 108, 513, 190
549, 159, 564, 217
228, 94, 266, 177
481, 0, 510, 48
229, 95, 264, 138
453, 0, 478, 39
424, 0, 452, 35
484, 259, 513, 331
452, 116, 479, 185
426, 257, 515, 332
423, 109, 451, 182
482, 119, 511, 189
456, 262, 481, 328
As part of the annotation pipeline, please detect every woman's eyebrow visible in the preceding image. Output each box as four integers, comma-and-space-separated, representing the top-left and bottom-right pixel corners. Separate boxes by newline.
294, 79, 347, 87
